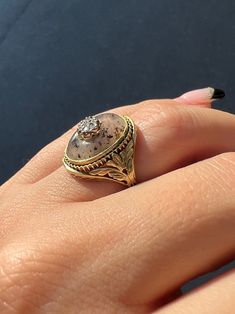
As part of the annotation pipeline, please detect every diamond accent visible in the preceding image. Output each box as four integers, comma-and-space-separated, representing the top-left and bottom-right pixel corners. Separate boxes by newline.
77, 116, 101, 140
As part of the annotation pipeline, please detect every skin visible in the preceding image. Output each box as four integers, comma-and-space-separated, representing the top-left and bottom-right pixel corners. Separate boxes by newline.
0, 98, 234, 313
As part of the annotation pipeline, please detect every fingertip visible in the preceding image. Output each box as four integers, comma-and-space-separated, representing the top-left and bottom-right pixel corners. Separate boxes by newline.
174, 87, 225, 107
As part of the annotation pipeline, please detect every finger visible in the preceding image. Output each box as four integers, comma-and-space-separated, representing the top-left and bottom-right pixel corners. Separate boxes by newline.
91, 152, 235, 304
10, 87, 222, 185
175, 87, 225, 108
37, 102, 235, 202
5, 104, 139, 187
155, 270, 235, 314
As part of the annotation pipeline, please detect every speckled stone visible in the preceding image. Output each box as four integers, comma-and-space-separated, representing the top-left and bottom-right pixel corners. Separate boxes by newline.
66, 113, 126, 160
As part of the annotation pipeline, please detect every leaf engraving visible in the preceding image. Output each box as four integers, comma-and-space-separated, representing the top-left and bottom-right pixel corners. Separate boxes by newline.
89, 138, 135, 184
112, 153, 122, 165
89, 167, 111, 176
108, 170, 126, 181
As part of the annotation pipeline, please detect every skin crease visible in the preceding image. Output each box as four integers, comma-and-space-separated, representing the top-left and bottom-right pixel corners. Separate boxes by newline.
0, 98, 235, 314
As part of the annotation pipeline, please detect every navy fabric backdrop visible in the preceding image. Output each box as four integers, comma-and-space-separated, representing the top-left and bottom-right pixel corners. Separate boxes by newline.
0, 0, 234, 291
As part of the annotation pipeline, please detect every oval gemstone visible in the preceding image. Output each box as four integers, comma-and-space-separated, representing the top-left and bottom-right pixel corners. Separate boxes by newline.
66, 113, 126, 161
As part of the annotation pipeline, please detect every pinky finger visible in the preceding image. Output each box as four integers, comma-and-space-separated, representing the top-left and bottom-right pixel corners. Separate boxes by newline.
154, 270, 235, 314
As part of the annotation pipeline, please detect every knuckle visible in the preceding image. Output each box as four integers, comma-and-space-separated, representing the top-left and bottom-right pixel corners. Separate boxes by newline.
133, 101, 197, 141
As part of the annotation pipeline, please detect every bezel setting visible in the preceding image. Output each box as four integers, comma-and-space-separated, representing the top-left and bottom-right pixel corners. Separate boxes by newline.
63, 114, 136, 186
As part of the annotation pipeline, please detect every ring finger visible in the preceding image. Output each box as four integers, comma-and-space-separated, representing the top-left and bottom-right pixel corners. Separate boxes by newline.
35, 91, 235, 202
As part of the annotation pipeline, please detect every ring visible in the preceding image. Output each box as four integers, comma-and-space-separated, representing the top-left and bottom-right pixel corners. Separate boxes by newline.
63, 113, 137, 186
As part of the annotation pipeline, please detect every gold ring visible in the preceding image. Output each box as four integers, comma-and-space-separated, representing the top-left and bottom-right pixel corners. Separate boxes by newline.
63, 113, 137, 186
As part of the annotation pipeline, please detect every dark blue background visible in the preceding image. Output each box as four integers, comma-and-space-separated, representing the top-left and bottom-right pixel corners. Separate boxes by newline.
0, 0, 234, 292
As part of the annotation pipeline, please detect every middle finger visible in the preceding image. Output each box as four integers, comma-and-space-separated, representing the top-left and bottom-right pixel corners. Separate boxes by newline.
92, 152, 235, 305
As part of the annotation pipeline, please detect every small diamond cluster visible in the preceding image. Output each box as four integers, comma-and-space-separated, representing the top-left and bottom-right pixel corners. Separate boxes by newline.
77, 116, 101, 140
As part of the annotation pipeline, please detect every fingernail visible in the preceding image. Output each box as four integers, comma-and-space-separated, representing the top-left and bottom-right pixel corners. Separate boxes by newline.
212, 88, 225, 100
175, 87, 225, 105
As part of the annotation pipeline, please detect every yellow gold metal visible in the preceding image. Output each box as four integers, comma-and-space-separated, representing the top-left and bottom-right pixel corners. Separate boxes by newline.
63, 116, 136, 187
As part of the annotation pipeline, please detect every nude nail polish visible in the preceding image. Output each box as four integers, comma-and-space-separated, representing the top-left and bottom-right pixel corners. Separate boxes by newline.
175, 87, 225, 105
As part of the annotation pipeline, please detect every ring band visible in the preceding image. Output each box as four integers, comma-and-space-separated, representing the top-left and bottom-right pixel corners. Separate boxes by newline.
63, 113, 137, 186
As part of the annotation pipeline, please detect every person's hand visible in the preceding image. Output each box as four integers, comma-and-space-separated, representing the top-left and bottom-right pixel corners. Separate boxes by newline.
0, 88, 234, 314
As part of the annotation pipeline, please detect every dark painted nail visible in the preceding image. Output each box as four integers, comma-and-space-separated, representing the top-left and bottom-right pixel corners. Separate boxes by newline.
212, 88, 225, 100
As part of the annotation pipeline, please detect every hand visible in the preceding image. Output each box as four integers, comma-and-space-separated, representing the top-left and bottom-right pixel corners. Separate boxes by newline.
0, 88, 234, 313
